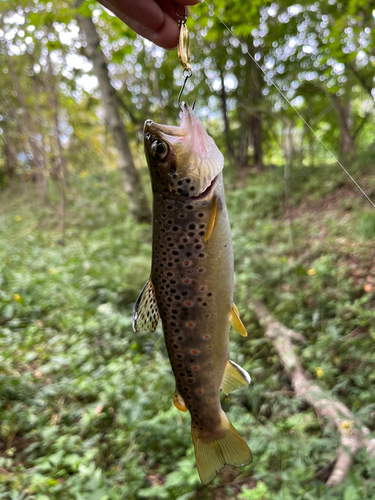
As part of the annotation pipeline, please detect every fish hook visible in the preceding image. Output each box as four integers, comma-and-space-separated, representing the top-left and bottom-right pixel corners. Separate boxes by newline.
178, 68, 193, 110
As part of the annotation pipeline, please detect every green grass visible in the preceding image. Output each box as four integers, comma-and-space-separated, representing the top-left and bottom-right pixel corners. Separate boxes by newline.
1, 167, 375, 499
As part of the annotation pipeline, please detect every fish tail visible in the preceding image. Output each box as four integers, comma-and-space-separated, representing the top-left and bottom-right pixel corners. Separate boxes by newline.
191, 412, 252, 485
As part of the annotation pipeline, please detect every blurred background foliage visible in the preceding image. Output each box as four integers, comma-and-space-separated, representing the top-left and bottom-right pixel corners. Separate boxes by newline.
1, 0, 375, 498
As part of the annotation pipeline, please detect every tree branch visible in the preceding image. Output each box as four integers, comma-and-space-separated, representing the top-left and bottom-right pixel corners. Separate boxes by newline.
116, 94, 142, 126
251, 300, 375, 486
345, 62, 375, 105
353, 112, 371, 140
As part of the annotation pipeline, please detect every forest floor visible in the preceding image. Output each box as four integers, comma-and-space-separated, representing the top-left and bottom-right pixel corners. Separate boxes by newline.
0, 165, 375, 500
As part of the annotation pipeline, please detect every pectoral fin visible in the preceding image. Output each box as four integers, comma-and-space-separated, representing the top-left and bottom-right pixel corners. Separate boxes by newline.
230, 304, 248, 337
132, 278, 159, 333
173, 388, 187, 412
204, 196, 220, 243
220, 360, 251, 395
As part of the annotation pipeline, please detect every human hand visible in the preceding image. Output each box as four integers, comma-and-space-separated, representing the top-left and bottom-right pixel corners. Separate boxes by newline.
96, 0, 202, 49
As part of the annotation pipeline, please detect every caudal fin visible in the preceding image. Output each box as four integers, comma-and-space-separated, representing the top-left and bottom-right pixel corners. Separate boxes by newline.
191, 413, 252, 485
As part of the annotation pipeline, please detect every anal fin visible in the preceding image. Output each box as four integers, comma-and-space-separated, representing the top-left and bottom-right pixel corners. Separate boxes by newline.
173, 388, 187, 412
220, 360, 251, 395
230, 304, 247, 337
132, 278, 159, 333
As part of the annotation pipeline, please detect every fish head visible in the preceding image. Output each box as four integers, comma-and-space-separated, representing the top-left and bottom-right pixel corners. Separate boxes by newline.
144, 104, 224, 199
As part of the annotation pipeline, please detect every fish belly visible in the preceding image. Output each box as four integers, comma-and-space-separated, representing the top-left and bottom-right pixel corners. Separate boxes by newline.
151, 183, 233, 433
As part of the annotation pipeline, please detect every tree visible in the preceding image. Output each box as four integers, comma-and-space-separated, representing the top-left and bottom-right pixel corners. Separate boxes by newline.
77, 5, 150, 224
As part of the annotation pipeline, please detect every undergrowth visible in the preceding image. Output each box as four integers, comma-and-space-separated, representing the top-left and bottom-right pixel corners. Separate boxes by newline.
0, 165, 374, 499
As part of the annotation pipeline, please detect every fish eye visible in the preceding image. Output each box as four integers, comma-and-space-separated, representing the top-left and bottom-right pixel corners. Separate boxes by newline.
151, 140, 168, 159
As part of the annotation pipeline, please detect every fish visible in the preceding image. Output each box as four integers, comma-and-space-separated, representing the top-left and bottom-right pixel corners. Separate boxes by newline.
132, 103, 252, 484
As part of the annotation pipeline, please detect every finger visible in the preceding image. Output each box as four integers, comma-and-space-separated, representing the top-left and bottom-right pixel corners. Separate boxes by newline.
122, 12, 180, 49
97, 0, 165, 32
174, 0, 203, 4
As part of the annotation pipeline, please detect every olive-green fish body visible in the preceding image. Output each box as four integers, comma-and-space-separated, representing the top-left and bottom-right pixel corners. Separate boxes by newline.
133, 105, 251, 484
152, 175, 231, 431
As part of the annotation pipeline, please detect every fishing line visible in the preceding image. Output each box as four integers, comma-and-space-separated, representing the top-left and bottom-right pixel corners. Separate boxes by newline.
202, 1, 375, 209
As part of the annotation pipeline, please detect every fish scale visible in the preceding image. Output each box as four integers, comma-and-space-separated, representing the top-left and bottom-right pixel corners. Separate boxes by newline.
133, 104, 252, 484
151, 185, 232, 433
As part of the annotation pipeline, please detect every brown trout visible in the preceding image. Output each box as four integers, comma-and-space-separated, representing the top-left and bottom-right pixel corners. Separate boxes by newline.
133, 104, 252, 484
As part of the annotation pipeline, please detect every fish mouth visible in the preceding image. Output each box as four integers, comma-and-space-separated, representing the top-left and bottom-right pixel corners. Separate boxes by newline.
144, 119, 185, 139
192, 174, 218, 200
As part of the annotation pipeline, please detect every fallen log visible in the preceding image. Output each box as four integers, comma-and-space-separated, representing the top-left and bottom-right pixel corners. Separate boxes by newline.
251, 300, 375, 486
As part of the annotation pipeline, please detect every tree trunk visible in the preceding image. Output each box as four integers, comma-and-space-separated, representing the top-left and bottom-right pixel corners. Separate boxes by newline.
248, 37, 264, 170
218, 68, 235, 164
4, 45, 48, 203
250, 112, 263, 170
330, 94, 356, 160
77, 12, 150, 224
47, 53, 67, 245
152, 68, 166, 124
237, 111, 248, 167
3, 133, 17, 189
282, 124, 297, 259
